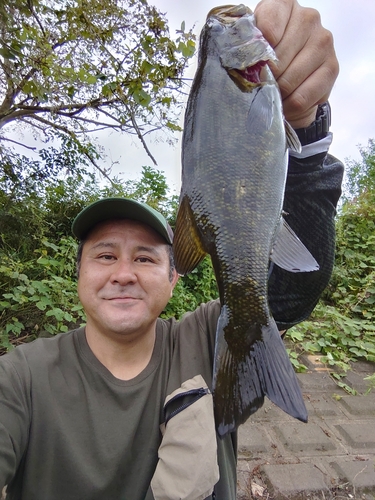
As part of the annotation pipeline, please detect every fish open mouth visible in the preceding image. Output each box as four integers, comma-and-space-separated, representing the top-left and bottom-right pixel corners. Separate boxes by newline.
237, 61, 267, 84
228, 60, 268, 91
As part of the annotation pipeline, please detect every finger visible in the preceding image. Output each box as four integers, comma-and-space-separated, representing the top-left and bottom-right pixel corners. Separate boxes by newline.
254, 0, 293, 47
276, 26, 338, 101
282, 62, 338, 128
270, 6, 323, 80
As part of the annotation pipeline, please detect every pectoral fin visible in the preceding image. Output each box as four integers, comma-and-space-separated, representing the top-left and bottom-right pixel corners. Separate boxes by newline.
285, 119, 302, 153
246, 86, 274, 135
173, 196, 206, 275
270, 218, 319, 272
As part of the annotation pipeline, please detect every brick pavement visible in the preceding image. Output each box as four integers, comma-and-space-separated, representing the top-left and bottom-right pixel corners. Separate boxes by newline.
236, 357, 375, 499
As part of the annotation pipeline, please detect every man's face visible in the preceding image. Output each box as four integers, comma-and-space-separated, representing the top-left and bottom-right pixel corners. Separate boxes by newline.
78, 219, 178, 342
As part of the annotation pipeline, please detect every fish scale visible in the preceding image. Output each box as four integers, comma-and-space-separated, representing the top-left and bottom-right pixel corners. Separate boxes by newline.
174, 4, 318, 436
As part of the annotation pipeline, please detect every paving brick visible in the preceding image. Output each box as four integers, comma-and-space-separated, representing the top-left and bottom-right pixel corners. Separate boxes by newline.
351, 360, 375, 374
299, 354, 330, 372
238, 424, 271, 456
339, 395, 375, 416
236, 361, 375, 499
261, 463, 330, 498
307, 394, 343, 417
250, 398, 293, 422
330, 459, 375, 492
274, 422, 337, 454
342, 371, 372, 394
297, 372, 338, 392
335, 423, 375, 450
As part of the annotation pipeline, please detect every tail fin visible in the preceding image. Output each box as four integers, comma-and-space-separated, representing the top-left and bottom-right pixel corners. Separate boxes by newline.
213, 308, 307, 437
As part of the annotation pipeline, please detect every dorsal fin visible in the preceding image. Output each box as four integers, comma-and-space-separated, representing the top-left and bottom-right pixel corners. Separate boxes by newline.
173, 196, 207, 275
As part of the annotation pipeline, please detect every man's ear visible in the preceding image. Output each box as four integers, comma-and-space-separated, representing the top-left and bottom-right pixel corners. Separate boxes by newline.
170, 269, 179, 295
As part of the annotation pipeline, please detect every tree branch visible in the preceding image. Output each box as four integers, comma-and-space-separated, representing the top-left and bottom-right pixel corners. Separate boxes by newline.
27, 0, 46, 37
0, 136, 37, 151
20, 115, 115, 184
123, 102, 157, 166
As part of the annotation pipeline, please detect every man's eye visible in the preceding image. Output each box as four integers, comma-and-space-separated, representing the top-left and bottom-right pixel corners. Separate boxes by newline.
136, 257, 153, 263
99, 254, 115, 260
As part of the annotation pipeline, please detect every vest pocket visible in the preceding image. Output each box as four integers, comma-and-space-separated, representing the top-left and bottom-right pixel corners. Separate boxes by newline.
151, 375, 219, 500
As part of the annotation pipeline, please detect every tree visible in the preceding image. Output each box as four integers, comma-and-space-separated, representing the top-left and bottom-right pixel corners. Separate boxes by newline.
0, 0, 195, 167
329, 139, 375, 322
343, 139, 375, 202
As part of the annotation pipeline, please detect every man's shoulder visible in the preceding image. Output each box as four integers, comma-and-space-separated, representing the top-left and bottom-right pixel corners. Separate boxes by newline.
159, 300, 220, 330
0, 327, 83, 369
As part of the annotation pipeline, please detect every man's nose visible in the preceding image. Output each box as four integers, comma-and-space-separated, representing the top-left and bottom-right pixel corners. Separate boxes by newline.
110, 259, 137, 285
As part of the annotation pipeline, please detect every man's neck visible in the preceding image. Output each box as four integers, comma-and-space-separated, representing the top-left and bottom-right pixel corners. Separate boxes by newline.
84, 324, 157, 380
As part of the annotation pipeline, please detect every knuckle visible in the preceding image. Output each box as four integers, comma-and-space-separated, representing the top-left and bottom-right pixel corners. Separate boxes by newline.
277, 76, 295, 100
300, 6, 322, 27
287, 92, 308, 116
317, 28, 335, 51
256, 18, 279, 47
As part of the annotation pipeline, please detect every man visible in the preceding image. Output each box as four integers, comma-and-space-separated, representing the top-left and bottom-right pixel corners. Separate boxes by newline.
0, 0, 343, 498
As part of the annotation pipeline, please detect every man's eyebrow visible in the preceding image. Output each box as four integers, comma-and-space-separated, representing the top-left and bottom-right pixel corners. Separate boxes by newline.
90, 242, 117, 250
89, 242, 163, 256
135, 245, 162, 256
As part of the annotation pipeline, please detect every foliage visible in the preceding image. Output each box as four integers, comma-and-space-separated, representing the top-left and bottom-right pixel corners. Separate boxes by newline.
342, 139, 375, 202
162, 256, 219, 320
0, 142, 217, 351
0, 238, 85, 352
289, 303, 375, 369
0, 0, 196, 165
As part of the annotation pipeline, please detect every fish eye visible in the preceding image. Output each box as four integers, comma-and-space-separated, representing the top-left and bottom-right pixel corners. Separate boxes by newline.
208, 18, 225, 34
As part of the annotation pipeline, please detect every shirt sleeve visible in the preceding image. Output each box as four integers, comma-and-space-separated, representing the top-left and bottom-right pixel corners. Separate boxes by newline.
0, 351, 31, 489
268, 151, 344, 330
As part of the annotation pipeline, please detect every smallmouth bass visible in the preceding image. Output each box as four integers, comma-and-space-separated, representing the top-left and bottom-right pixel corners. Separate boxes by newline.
173, 4, 318, 436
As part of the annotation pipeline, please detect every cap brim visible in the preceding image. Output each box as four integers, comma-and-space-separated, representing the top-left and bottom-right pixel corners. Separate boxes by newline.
72, 198, 173, 244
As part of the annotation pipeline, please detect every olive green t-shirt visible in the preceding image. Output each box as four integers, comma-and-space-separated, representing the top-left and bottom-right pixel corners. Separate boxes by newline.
0, 300, 237, 500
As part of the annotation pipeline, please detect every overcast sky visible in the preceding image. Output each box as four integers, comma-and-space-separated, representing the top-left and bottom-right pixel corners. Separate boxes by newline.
104, 0, 374, 193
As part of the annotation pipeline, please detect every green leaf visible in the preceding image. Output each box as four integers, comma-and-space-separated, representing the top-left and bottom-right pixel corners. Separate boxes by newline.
36, 297, 52, 311
46, 308, 65, 321
86, 75, 97, 85
141, 60, 154, 74
166, 121, 182, 132
133, 88, 151, 107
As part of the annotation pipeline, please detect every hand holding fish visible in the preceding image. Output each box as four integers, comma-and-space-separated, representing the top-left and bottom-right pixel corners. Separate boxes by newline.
254, 0, 339, 128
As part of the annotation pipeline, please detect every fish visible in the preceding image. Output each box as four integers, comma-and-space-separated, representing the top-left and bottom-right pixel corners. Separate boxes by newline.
173, 4, 319, 437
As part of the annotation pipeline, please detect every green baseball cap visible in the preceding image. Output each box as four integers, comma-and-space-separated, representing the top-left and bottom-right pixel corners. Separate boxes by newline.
72, 197, 173, 244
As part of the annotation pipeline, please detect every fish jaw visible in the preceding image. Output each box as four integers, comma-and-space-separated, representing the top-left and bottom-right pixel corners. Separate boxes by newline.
206, 9, 277, 87
207, 4, 253, 21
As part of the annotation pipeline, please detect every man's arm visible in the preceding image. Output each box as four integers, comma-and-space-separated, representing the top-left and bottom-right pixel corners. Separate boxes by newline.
0, 353, 31, 489
269, 151, 344, 330
253, 0, 343, 328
